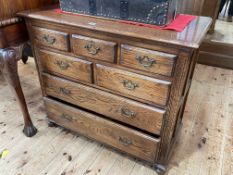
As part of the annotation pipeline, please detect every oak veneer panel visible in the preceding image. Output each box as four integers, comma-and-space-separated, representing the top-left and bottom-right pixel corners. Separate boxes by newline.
1, 23, 28, 46
120, 44, 177, 77
95, 64, 171, 106
71, 34, 117, 63
198, 51, 233, 70
39, 50, 93, 83
200, 41, 233, 57
42, 74, 164, 135
0, 0, 57, 20
32, 26, 69, 51
44, 97, 160, 162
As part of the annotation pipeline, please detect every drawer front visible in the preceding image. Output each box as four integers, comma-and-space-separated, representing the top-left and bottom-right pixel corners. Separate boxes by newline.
39, 50, 93, 83
32, 26, 69, 51
120, 45, 177, 77
44, 98, 159, 162
71, 35, 117, 63
95, 64, 171, 106
42, 74, 164, 135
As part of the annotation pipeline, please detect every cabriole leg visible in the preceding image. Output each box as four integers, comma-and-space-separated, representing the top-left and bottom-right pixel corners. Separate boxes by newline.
0, 46, 37, 137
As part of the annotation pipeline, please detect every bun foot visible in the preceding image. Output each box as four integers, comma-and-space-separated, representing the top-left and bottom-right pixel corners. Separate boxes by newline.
23, 124, 37, 137
154, 164, 166, 175
48, 120, 57, 127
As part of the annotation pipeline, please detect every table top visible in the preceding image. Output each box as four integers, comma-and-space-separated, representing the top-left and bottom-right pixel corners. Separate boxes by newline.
18, 8, 212, 49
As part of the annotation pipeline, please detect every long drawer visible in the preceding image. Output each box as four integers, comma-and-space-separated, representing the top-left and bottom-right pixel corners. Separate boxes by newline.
42, 73, 164, 135
38, 50, 93, 83
95, 64, 171, 106
44, 97, 160, 162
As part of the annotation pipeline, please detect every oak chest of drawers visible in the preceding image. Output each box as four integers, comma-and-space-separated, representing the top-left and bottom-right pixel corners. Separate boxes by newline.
19, 8, 211, 173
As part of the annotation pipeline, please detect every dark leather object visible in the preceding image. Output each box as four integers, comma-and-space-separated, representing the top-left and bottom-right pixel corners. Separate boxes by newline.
59, 0, 178, 26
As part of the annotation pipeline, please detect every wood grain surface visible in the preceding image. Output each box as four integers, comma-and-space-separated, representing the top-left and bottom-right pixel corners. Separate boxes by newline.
0, 61, 232, 175
95, 64, 171, 106
32, 26, 69, 51
42, 73, 165, 135
71, 34, 117, 63
44, 97, 160, 162
18, 9, 212, 48
39, 49, 93, 83
0, 0, 58, 21
120, 44, 177, 77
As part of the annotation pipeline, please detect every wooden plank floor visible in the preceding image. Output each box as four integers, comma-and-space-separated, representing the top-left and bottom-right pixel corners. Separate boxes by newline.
0, 60, 232, 175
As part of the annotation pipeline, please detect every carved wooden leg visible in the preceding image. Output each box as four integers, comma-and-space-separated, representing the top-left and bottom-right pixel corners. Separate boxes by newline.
0, 47, 37, 137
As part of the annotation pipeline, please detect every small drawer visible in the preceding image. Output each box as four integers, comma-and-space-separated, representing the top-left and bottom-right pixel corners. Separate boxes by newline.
95, 64, 171, 106
120, 45, 177, 76
42, 74, 164, 135
32, 26, 69, 51
71, 35, 117, 63
44, 97, 160, 162
39, 50, 93, 83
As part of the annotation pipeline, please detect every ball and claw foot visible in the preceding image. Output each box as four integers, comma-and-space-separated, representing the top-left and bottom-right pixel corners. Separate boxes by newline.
23, 125, 38, 137
48, 120, 58, 127
154, 164, 166, 175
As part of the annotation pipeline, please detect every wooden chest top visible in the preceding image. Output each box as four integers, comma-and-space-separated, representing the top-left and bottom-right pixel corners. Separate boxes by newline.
18, 8, 212, 48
